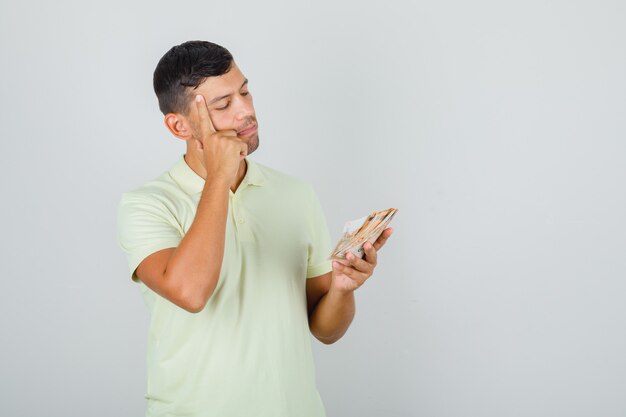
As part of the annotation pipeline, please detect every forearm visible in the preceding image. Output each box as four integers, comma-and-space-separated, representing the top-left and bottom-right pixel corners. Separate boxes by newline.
163, 178, 230, 309
309, 287, 356, 344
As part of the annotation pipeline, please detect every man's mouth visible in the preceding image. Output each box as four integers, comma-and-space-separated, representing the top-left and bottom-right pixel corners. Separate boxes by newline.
237, 123, 257, 136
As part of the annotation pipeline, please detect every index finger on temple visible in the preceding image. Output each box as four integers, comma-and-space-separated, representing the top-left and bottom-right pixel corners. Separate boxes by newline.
195, 94, 216, 133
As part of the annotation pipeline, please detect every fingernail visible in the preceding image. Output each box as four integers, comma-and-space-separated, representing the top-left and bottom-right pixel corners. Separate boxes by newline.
195, 95, 202, 102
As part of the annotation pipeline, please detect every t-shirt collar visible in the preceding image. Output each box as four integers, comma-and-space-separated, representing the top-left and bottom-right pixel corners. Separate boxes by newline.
169, 154, 265, 195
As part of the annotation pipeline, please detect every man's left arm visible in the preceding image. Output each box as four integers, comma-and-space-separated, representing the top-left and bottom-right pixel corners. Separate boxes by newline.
306, 228, 394, 344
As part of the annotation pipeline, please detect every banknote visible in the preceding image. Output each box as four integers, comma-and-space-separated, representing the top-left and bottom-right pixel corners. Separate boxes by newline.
330, 208, 397, 260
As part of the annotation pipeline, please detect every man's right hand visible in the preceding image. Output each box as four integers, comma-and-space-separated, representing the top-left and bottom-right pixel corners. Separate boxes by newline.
193, 94, 247, 184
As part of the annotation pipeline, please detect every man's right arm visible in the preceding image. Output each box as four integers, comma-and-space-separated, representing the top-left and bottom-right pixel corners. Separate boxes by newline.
135, 177, 230, 313
133, 94, 246, 313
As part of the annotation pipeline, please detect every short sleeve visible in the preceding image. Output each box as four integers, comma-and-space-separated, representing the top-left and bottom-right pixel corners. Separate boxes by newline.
305, 184, 333, 278
116, 192, 183, 282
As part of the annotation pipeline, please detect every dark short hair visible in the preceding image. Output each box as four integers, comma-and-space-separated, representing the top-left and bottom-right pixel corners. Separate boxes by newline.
153, 40, 234, 115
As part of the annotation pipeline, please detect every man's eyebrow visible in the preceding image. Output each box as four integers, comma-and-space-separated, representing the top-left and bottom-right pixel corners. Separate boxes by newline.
207, 79, 249, 105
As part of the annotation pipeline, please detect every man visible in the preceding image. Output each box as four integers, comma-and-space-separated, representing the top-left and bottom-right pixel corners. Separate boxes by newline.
117, 40, 393, 417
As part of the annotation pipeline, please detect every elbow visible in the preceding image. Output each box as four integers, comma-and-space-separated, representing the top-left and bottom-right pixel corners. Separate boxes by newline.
178, 289, 215, 314
311, 327, 342, 345
158, 264, 224, 313
168, 277, 218, 314
317, 336, 338, 345
181, 299, 207, 314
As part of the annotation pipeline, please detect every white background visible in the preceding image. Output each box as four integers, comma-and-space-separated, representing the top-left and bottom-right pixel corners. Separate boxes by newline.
1, 1, 625, 416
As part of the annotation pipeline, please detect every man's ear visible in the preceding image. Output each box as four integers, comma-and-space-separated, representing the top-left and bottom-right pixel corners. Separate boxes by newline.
164, 113, 193, 141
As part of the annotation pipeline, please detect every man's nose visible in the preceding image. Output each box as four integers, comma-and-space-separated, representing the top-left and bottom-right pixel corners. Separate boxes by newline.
234, 97, 253, 120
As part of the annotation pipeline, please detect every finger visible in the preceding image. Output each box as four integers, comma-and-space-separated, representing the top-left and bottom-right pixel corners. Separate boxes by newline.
362, 242, 377, 265
220, 130, 239, 138
372, 228, 393, 251
195, 94, 216, 134
333, 258, 350, 266
332, 261, 367, 283
223, 136, 248, 156
345, 252, 374, 273
239, 141, 248, 158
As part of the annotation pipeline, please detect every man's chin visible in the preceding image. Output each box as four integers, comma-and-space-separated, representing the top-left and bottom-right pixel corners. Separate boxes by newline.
246, 134, 260, 156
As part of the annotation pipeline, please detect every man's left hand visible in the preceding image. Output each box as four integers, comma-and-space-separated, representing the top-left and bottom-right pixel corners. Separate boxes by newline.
331, 227, 394, 292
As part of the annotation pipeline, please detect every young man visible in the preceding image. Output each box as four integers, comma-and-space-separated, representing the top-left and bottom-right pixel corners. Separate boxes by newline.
117, 40, 393, 417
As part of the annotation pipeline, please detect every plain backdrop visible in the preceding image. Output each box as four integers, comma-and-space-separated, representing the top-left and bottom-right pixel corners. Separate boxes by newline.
1, 1, 625, 416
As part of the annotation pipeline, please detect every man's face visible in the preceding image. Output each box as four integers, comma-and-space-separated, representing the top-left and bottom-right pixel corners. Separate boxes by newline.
188, 63, 259, 155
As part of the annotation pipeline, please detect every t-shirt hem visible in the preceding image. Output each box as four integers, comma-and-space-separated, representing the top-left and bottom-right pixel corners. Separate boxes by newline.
306, 261, 332, 279
127, 242, 180, 282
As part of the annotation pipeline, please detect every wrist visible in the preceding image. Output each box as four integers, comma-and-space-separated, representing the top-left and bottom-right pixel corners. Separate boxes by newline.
203, 175, 231, 190
328, 282, 355, 299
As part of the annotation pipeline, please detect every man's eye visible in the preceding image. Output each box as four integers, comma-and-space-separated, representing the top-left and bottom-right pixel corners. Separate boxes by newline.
216, 102, 230, 111
241, 91, 249, 96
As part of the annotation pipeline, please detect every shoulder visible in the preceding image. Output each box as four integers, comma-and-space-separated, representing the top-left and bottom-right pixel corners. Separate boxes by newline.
253, 160, 316, 196
117, 169, 185, 217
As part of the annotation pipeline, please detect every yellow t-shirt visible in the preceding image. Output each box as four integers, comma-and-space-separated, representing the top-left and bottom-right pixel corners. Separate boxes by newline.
117, 155, 332, 417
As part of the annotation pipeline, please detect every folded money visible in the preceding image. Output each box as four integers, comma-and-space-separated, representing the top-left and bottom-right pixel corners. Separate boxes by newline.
329, 208, 398, 260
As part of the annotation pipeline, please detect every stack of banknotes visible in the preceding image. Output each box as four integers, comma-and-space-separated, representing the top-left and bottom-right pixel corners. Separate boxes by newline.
329, 208, 398, 260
